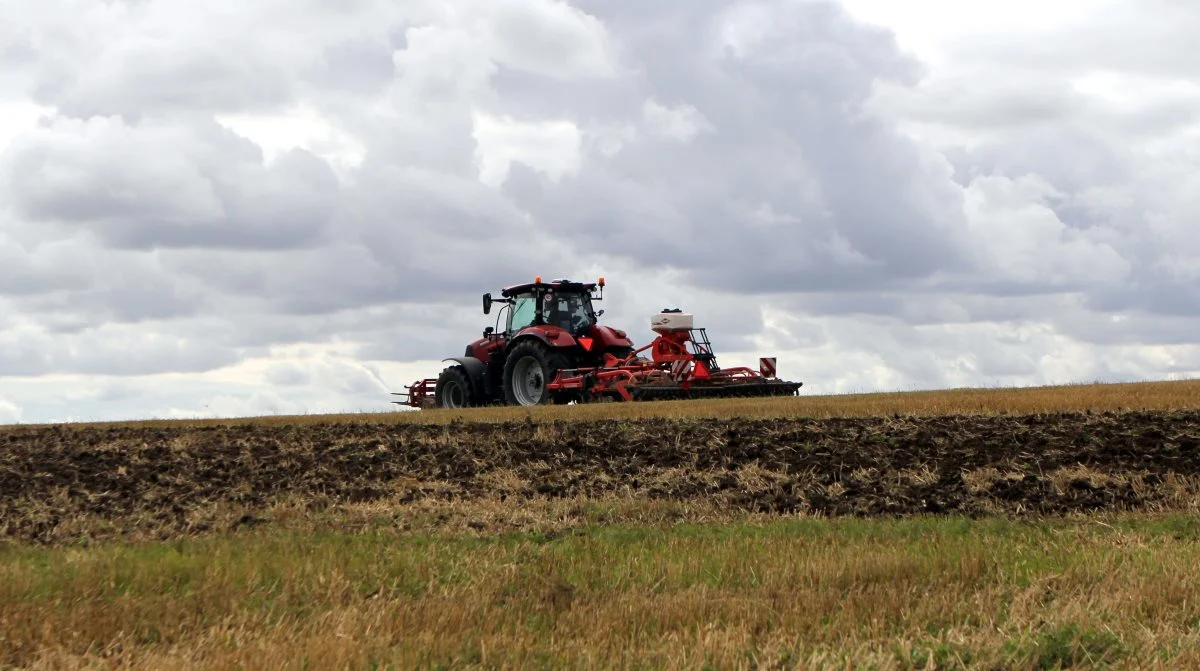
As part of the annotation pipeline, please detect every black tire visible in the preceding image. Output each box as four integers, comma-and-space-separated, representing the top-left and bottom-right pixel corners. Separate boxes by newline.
503, 339, 573, 406
434, 366, 473, 408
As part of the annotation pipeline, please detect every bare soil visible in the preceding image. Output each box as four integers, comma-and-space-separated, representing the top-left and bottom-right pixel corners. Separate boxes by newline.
2, 410, 1198, 544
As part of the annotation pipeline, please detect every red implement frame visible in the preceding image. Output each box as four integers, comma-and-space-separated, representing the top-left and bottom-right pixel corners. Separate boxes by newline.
546, 327, 800, 402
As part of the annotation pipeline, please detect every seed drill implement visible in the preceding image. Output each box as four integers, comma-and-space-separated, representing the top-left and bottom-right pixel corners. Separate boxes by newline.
393, 277, 802, 408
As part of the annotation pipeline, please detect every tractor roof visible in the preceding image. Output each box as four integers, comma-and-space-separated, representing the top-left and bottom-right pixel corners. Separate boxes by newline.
501, 278, 598, 298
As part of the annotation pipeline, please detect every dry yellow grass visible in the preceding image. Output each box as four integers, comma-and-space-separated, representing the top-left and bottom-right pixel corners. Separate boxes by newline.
10, 378, 1199, 431
2, 515, 1198, 669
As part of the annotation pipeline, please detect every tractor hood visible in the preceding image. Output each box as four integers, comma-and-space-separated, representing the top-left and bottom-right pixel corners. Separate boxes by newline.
513, 323, 635, 351
587, 324, 635, 349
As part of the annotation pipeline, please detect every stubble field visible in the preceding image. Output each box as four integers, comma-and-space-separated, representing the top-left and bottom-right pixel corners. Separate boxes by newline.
2, 379, 1199, 669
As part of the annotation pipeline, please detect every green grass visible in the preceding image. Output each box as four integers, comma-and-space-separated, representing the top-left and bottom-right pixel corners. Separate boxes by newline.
3, 515, 1199, 669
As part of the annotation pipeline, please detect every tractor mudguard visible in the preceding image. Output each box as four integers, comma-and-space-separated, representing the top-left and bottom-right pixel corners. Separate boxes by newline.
442, 357, 488, 398
511, 326, 577, 348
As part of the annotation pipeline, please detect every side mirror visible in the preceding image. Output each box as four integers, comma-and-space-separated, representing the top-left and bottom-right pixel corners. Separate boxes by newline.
483, 292, 492, 314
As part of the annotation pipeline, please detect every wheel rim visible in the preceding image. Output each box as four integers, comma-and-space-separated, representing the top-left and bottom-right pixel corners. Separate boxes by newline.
442, 381, 465, 408
511, 356, 545, 405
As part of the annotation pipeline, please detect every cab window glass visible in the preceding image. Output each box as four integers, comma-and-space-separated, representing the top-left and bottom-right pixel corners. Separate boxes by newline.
509, 296, 536, 331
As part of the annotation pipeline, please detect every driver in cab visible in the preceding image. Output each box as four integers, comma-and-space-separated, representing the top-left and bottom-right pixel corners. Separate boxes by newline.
543, 293, 589, 333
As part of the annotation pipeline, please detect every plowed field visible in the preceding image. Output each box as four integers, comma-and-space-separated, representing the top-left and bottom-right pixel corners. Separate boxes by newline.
3, 409, 1198, 544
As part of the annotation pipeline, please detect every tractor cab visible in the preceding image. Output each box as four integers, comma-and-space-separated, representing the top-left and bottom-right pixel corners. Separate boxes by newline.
485, 277, 604, 337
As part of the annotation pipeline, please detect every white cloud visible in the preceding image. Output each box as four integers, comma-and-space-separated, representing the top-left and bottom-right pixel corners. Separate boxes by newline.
961, 173, 1131, 288
216, 105, 366, 179
472, 113, 582, 187
484, 0, 619, 79
0, 102, 53, 154
839, 0, 1120, 66
641, 100, 713, 142
0, 396, 20, 423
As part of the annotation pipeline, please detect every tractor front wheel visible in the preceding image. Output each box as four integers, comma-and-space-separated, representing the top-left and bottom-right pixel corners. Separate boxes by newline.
434, 366, 473, 408
503, 340, 572, 406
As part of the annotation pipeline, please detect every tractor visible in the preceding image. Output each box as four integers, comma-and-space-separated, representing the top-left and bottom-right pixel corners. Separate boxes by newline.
405, 277, 631, 408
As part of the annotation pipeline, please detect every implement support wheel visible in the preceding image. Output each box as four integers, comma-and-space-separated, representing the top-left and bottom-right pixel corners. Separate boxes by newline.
434, 366, 473, 408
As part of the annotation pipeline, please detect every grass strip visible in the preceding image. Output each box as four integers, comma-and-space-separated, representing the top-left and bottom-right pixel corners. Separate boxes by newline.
2, 514, 1198, 669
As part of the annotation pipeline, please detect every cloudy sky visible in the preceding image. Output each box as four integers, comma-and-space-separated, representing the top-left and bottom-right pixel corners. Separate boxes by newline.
2, 0, 1198, 423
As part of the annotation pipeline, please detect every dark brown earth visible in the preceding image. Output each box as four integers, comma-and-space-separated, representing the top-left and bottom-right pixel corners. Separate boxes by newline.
2, 410, 1198, 543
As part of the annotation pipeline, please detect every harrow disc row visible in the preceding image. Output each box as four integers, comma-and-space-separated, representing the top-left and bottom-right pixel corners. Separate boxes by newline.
627, 379, 803, 402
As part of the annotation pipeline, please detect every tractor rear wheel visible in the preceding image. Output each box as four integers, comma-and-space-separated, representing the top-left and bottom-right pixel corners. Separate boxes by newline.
503, 340, 572, 406
434, 366, 473, 408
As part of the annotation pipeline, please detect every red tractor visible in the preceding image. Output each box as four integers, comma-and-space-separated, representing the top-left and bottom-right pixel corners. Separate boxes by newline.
394, 277, 802, 408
